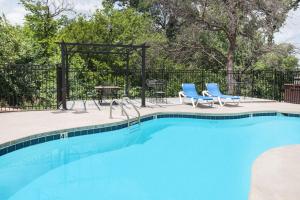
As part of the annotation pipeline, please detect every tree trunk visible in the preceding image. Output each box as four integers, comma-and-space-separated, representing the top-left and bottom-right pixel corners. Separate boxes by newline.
226, 0, 237, 95
226, 41, 235, 94
266, 12, 274, 46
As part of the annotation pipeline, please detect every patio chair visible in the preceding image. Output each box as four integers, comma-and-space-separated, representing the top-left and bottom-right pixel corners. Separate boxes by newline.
69, 90, 101, 111
179, 83, 214, 108
146, 79, 167, 104
203, 83, 240, 106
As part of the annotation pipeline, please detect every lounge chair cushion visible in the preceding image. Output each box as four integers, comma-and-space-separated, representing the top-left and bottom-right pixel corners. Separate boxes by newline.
206, 83, 240, 99
182, 84, 213, 100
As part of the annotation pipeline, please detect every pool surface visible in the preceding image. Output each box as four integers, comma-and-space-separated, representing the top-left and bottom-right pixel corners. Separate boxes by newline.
1, 115, 300, 200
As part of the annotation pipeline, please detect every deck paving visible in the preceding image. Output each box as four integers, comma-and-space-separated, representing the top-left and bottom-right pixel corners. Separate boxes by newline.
0, 98, 297, 144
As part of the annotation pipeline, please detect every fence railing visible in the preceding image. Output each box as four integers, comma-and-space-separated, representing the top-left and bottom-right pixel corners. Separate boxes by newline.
0, 64, 57, 111
145, 69, 300, 101
1, 64, 300, 111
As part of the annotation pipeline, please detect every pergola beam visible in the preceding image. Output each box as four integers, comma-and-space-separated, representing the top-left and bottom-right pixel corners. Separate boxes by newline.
57, 42, 150, 49
66, 50, 130, 55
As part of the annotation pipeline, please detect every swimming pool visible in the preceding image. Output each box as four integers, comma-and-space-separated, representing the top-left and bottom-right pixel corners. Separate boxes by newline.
1, 114, 300, 200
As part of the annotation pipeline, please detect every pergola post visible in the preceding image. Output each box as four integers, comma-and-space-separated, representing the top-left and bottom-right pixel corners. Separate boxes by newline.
56, 64, 62, 109
141, 44, 146, 107
125, 51, 129, 97
66, 51, 69, 101
60, 41, 67, 110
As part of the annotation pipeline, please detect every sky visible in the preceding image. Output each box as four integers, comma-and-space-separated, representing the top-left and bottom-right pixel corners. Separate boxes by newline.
274, 8, 300, 60
0, 0, 103, 24
0, 0, 299, 59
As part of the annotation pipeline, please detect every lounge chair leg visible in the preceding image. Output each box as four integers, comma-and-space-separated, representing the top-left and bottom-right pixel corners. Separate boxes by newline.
70, 101, 75, 110
191, 98, 196, 108
93, 99, 101, 110
195, 100, 199, 107
82, 100, 87, 111
218, 97, 224, 106
179, 92, 184, 104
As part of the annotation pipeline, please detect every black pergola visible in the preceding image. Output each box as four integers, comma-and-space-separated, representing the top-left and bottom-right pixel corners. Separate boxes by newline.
58, 41, 150, 109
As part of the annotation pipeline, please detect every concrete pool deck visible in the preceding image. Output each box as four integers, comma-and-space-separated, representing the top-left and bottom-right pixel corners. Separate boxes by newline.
249, 145, 300, 200
1, 99, 300, 200
1, 99, 299, 144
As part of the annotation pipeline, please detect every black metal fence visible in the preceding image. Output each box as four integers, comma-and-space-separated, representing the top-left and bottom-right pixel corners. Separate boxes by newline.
0, 64, 57, 111
146, 69, 300, 101
65, 67, 134, 101
1, 64, 300, 111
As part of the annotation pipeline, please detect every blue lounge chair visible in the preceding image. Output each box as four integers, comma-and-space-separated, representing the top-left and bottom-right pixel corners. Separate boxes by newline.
179, 83, 214, 108
204, 83, 240, 106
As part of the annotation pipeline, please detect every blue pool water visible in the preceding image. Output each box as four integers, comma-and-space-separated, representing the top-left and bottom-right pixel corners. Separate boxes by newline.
1, 116, 300, 200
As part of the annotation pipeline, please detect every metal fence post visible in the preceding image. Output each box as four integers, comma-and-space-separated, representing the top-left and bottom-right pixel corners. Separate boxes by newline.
60, 42, 67, 110
273, 69, 277, 100
56, 64, 62, 109
141, 44, 146, 107
201, 68, 204, 91
251, 70, 255, 97
125, 52, 129, 97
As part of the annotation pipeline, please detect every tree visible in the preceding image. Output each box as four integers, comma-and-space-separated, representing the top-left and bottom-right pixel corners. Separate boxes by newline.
257, 0, 300, 45
155, 0, 299, 93
103, 0, 151, 12
0, 15, 33, 65
254, 43, 298, 70
21, 0, 73, 64
0, 16, 20, 65
104, 0, 180, 41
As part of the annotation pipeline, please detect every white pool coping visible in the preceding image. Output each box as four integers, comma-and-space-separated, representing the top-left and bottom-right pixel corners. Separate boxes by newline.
0, 101, 299, 144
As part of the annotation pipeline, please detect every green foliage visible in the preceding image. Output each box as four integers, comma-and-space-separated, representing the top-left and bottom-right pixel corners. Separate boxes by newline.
0, 16, 33, 65
59, 7, 164, 45
254, 44, 298, 70
58, 6, 167, 76
2, 0, 298, 70
0, 1, 299, 109
21, 0, 71, 64
103, 0, 153, 12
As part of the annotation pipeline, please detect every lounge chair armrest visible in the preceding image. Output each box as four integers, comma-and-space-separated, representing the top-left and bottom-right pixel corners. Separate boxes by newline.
178, 91, 185, 104
179, 91, 185, 97
202, 90, 211, 96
